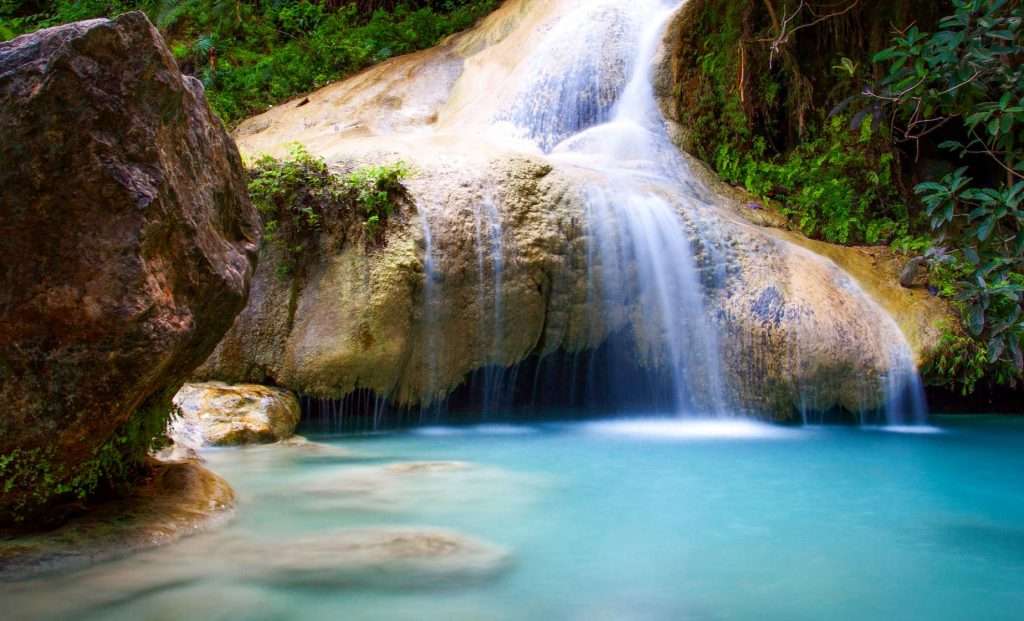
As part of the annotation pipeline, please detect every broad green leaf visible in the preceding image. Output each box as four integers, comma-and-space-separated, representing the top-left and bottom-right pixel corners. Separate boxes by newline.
968, 304, 986, 336
989, 336, 1006, 362
977, 216, 996, 241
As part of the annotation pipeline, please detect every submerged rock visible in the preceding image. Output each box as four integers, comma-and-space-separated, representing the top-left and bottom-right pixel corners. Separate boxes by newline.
245, 527, 510, 589
170, 382, 301, 447
290, 460, 543, 515
0, 460, 235, 581
0, 13, 259, 523
384, 461, 472, 474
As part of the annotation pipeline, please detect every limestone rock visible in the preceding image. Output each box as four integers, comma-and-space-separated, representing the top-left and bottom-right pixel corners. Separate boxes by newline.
0, 460, 235, 580
196, 0, 945, 420
171, 383, 300, 447
0, 13, 259, 523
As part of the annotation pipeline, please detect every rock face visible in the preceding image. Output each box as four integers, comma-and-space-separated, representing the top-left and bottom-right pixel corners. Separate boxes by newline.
651, 2, 952, 372
0, 459, 235, 581
0, 13, 259, 523
171, 383, 300, 446
198, 0, 945, 420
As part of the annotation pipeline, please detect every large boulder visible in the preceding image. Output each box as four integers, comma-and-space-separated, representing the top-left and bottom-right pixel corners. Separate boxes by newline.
0, 13, 259, 524
170, 382, 300, 446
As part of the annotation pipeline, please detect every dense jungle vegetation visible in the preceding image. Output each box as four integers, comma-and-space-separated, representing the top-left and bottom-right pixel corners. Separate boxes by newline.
672, 0, 1022, 396
0, 0, 498, 124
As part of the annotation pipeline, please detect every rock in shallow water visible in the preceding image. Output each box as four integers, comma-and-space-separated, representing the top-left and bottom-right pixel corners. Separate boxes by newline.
244, 527, 511, 589
171, 382, 301, 447
0, 12, 259, 523
0, 460, 235, 581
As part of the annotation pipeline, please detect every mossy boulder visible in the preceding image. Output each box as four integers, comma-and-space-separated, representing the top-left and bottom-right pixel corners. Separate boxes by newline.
0, 13, 259, 524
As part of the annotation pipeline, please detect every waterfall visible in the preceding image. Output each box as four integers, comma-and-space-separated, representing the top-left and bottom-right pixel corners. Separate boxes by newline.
309, 0, 927, 425
471, 191, 512, 415
495, 0, 729, 415
480, 0, 923, 422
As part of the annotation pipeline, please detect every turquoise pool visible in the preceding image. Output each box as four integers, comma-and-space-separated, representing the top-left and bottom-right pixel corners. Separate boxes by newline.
5, 416, 1024, 620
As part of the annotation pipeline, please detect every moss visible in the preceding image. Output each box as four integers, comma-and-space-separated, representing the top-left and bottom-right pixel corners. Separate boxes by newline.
0, 401, 170, 526
248, 145, 411, 278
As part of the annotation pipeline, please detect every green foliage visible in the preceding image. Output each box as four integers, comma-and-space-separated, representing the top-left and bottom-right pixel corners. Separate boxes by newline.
681, 0, 916, 247
344, 161, 412, 237
714, 116, 911, 245
872, 0, 1024, 391
0, 1, 499, 125
248, 145, 411, 276
0, 401, 169, 523
249, 144, 345, 277
927, 329, 991, 395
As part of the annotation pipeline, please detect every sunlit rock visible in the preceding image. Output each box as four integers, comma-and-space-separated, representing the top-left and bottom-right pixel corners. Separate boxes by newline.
171, 382, 301, 447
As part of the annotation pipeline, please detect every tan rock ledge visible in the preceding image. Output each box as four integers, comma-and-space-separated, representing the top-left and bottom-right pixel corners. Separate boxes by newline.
0, 460, 235, 581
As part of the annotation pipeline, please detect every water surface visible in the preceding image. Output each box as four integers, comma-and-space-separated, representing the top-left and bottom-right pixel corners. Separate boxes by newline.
5, 416, 1024, 620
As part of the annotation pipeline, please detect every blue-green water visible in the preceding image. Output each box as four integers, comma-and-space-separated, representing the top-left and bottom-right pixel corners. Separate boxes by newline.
6, 416, 1024, 620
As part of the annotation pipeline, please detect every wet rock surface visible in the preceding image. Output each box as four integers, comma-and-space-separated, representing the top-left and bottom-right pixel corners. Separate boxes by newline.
171, 382, 301, 447
0, 12, 259, 522
0, 460, 236, 581
196, 0, 944, 420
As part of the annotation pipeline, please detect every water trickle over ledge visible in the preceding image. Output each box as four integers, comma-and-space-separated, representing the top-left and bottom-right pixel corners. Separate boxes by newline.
198, 0, 939, 426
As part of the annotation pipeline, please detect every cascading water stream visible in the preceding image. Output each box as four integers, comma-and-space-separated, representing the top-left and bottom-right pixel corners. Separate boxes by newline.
519, 0, 729, 414
417, 0, 926, 424
471, 192, 512, 414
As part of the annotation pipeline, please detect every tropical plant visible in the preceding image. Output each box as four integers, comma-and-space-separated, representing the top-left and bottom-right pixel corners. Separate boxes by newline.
248, 145, 411, 275
869, 0, 1024, 389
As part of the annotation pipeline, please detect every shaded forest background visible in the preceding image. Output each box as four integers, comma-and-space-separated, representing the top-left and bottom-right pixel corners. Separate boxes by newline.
0, 0, 498, 123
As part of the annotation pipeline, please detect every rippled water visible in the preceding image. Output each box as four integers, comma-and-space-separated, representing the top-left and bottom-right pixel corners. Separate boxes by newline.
5, 416, 1024, 620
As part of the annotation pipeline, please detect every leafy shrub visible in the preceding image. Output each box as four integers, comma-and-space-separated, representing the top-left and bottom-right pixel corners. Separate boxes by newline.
344, 161, 412, 237
871, 0, 1024, 390
248, 145, 411, 276
249, 144, 345, 276
714, 116, 911, 245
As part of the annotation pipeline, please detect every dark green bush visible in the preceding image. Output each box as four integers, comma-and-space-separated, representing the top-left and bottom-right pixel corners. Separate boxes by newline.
871, 0, 1024, 391
248, 144, 411, 276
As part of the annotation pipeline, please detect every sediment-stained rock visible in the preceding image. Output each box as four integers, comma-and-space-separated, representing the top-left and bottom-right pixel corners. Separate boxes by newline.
170, 382, 301, 447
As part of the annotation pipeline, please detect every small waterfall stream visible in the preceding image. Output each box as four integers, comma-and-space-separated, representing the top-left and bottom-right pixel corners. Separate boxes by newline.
276, 0, 927, 427
429, 0, 926, 423
457, 0, 736, 416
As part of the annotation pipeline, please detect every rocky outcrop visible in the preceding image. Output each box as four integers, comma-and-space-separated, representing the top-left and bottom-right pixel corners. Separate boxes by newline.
0, 13, 259, 524
0, 459, 235, 580
198, 0, 942, 420
649, 2, 953, 374
170, 383, 300, 446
